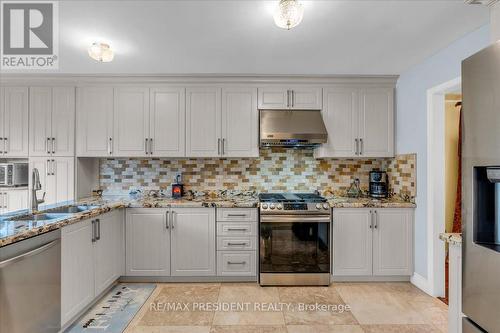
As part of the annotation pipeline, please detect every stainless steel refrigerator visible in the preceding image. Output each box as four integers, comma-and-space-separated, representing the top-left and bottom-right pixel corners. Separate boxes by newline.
462, 41, 500, 333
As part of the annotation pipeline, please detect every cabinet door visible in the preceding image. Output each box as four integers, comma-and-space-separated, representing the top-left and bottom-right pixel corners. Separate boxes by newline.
150, 87, 185, 157
76, 87, 113, 157
332, 209, 373, 276
61, 219, 95, 326
186, 87, 221, 157
51, 87, 75, 156
289, 86, 322, 110
3, 87, 29, 157
29, 87, 52, 156
4, 189, 28, 213
125, 209, 170, 276
221, 87, 258, 157
113, 87, 150, 157
171, 208, 216, 276
50, 157, 74, 205
28, 157, 49, 207
315, 87, 358, 158
372, 209, 413, 276
358, 88, 394, 157
257, 87, 289, 109
94, 210, 123, 295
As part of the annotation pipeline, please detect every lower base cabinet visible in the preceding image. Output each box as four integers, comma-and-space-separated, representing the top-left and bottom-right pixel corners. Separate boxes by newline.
217, 251, 256, 276
125, 207, 216, 277
332, 208, 414, 277
61, 209, 124, 326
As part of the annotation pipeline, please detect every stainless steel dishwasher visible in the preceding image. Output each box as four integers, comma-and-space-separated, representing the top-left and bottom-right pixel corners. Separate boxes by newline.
0, 230, 61, 333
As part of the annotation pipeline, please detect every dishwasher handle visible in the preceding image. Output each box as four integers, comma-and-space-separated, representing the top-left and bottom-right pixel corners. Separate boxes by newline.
0, 239, 60, 269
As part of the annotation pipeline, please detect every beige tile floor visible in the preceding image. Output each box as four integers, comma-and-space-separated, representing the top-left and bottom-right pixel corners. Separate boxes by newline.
124, 282, 448, 333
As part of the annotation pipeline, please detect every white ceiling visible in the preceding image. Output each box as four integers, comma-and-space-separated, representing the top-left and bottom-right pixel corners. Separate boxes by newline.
18, 0, 493, 74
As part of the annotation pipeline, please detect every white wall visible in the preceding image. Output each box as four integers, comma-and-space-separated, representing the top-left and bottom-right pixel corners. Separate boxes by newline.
492, 3, 500, 42
396, 25, 490, 281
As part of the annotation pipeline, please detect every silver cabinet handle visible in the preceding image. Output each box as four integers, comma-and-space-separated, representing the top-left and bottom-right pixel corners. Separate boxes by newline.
96, 218, 101, 240
166, 210, 170, 229
52, 159, 56, 176
46, 159, 50, 176
360, 138, 364, 155
291, 90, 295, 107
227, 242, 247, 246
171, 211, 175, 229
227, 214, 247, 217
145, 138, 149, 154
51, 137, 55, 154
369, 210, 373, 229
149, 138, 153, 155
286, 90, 290, 108
46, 137, 50, 154
4, 137, 8, 154
355, 139, 359, 155
228, 261, 246, 265
0, 137, 3, 155
222, 138, 225, 155
108, 137, 113, 155
374, 210, 378, 229
91, 220, 96, 242
218, 138, 221, 155
227, 227, 248, 231
0, 240, 59, 268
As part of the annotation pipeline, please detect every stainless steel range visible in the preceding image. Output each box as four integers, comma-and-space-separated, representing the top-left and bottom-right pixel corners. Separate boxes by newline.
259, 193, 331, 286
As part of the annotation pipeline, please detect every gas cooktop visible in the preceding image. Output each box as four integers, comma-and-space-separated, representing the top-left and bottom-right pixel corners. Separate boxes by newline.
259, 192, 330, 214
258, 193, 327, 203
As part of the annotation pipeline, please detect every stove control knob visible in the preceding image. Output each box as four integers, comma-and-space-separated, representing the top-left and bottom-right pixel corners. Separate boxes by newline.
261, 203, 268, 209
316, 203, 322, 210
277, 204, 283, 210
270, 203, 275, 210
323, 203, 330, 210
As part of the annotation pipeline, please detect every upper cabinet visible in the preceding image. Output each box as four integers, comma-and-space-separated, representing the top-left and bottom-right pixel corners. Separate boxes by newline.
316, 86, 394, 158
257, 86, 322, 110
76, 87, 114, 157
30, 87, 75, 157
186, 87, 258, 158
0, 87, 29, 157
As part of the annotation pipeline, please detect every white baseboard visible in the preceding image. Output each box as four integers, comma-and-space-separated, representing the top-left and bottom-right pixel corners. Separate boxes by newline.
411, 272, 433, 296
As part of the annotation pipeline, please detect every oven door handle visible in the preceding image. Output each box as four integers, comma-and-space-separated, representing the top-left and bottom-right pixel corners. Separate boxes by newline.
260, 215, 331, 223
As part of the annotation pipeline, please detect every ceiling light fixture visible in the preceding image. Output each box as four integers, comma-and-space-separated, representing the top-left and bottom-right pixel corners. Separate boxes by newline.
88, 42, 114, 62
273, 0, 304, 30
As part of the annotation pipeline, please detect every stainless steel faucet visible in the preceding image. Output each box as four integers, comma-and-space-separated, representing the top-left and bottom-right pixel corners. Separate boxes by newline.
31, 168, 45, 212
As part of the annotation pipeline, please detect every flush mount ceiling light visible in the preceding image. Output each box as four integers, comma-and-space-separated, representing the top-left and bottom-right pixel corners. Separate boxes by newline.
273, 0, 304, 30
88, 42, 114, 62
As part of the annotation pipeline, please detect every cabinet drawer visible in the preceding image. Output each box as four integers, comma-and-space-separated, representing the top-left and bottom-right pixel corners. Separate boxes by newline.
217, 208, 257, 222
217, 222, 256, 236
217, 251, 256, 276
217, 236, 256, 251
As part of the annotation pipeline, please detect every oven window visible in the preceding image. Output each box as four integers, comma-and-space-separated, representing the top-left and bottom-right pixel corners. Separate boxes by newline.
260, 222, 330, 273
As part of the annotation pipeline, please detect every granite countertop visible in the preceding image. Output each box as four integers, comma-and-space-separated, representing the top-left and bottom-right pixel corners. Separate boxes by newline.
439, 232, 462, 246
0, 193, 259, 247
325, 196, 416, 208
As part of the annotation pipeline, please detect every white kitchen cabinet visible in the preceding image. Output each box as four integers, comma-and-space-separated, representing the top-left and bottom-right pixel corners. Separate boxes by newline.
29, 157, 74, 206
257, 86, 321, 110
316, 87, 359, 158
333, 209, 373, 276
316, 86, 394, 158
186, 87, 221, 157
0, 87, 29, 157
149, 87, 185, 157
332, 208, 414, 278
76, 87, 114, 157
358, 88, 394, 157
0, 189, 28, 214
94, 210, 124, 295
125, 209, 170, 276
113, 87, 150, 157
372, 209, 413, 276
170, 207, 216, 276
29, 87, 75, 157
221, 87, 259, 157
61, 219, 95, 325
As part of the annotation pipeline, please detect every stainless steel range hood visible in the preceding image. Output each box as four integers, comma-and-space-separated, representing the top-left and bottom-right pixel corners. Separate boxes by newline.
260, 110, 328, 148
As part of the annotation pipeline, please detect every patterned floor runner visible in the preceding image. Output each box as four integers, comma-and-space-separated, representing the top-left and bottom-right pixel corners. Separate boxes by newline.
66, 283, 156, 333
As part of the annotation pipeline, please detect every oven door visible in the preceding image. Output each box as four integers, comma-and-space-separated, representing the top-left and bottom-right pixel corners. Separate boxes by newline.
260, 215, 330, 274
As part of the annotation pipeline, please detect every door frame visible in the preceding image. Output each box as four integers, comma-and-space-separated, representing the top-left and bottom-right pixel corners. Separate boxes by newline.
425, 76, 461, 297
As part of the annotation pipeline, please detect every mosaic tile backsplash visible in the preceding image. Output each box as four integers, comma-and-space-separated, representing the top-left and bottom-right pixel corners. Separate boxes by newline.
100, 149, 416, 201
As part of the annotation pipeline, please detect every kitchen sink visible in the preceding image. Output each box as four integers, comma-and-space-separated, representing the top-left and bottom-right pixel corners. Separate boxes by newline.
8, 213, 67, 222
46, 205, 99, 214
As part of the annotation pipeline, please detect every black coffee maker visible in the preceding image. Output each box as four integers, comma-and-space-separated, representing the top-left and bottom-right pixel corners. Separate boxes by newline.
369, 171, 388, 198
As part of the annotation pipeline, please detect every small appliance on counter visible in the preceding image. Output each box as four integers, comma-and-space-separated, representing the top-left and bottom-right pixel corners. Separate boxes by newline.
0, 162, 28, 187
171, 174, 184, 198
369, 170, 388, 198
